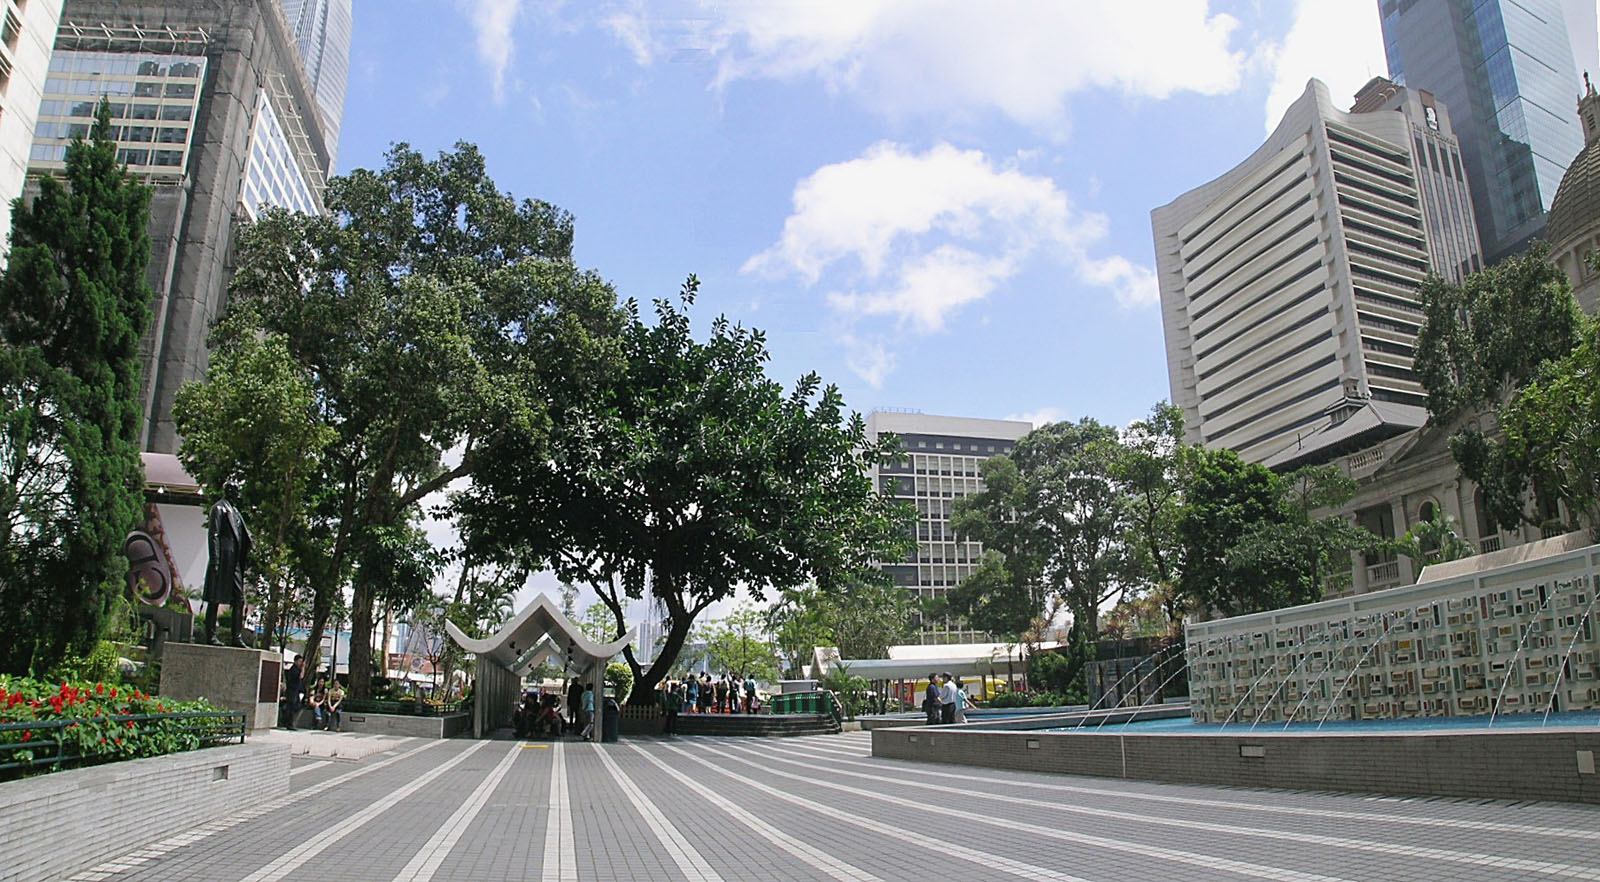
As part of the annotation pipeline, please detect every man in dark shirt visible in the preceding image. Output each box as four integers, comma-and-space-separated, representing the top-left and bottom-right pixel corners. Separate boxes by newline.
282, 655, 305, 730
924, 672, 941, 725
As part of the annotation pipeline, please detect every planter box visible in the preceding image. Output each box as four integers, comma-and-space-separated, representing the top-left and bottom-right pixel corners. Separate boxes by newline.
0, 742, 288, 882
328, 710, 471, 738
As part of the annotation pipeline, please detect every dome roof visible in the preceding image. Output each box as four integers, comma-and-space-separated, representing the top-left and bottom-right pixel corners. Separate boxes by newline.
1542, 99, 1600, 248
1548, 137, 1600, 249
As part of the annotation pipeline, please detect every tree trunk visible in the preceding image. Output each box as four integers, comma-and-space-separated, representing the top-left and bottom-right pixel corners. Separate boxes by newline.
301, 575, 334, 680
348, 574, 375, 698
628, 590, 698, 703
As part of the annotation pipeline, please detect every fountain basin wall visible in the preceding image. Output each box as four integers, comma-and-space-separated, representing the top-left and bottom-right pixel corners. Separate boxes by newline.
869, 725, 1600, 804
1185, 541, 1600, 725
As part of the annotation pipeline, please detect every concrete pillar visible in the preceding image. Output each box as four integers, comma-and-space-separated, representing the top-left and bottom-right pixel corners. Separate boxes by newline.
1391, 498, 1415, 583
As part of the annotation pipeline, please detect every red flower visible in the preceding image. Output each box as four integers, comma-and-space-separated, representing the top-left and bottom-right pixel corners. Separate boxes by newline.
109, 688, 117, 699
156, 703, 164, 713
125, 720, 135, 728
20, 730, 30, 743
95, 683, 104, 695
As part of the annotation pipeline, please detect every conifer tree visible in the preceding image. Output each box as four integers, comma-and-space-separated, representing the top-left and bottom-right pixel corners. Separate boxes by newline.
0, 101, 154, 674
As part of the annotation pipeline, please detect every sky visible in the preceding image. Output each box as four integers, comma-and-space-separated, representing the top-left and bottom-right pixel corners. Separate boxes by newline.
335, 0, 1599, 620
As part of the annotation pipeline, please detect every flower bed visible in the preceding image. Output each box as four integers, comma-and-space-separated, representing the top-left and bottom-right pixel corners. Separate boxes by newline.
0, 675, 241, 779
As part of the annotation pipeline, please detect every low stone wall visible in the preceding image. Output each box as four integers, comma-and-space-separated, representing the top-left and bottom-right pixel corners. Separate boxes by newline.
871, 725, 1600, 804
0, 742, 288, 882
327, 710, 470, 738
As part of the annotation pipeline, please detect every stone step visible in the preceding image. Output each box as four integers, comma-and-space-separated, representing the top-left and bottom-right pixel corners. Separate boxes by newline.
670, 713, 840, 737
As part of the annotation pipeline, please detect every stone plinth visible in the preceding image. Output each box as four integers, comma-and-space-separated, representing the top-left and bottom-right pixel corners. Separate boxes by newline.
160, 643, 280, 731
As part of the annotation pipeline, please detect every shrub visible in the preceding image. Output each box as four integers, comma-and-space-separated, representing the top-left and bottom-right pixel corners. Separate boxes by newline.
605, 662, 633, 702
0, 675, 232, 778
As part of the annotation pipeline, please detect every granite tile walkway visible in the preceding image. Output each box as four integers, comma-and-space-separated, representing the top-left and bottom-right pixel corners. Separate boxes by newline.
61, 730, 1600, 881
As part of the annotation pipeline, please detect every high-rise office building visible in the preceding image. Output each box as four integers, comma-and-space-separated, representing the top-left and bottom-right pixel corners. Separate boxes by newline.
35, 0, 333, 452
865, 411, 1031, 644
1379, 0, 1584, 261
1152, 79, 1482, 465
279, 0, 349, 170
0, 0, 62, 252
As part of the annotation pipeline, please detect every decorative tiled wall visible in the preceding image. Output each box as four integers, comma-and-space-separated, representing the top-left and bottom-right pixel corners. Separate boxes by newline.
1186, 545, 1600, 724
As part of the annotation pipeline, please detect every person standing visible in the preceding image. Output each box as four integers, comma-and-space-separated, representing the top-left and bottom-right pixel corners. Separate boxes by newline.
952, 676, 969, 724
939, 672, 957, 724
661, 681, 682, 736
579, 683, 596, 740
743, 673, 758, 714
566, 679, 584, 732
924, 673, 941, 725
325, 678, 345, 732
686, 675, 700, 714
282, 655, 305, 730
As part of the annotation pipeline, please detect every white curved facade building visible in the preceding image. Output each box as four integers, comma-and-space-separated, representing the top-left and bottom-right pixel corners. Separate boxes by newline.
1152, 78, 1483, 465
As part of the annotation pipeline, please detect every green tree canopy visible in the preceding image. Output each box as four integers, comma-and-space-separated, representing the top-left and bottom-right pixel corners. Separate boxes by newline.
1414, 244, 1587, 425
200, 142, 623, 692
1413, 245, 1594, 536
0, 101, 154, 674
766, 577, 915, 673
173, 332, 334, 650
459, 281, 912, 702
698, 604, 779, 682
1178, 452, 1375, 616
946, 454, 1051, 639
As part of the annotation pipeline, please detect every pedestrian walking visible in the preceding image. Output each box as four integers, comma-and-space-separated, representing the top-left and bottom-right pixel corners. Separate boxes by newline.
924, 673, 940, 725
579, 683, 596, 740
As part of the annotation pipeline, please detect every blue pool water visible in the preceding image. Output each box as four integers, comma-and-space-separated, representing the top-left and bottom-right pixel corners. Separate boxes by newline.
1046, 710, 1599, 733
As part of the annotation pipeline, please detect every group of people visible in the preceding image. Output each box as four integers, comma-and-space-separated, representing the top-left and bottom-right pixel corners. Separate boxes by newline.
279, 654, 345, 731
513, 691, 567, 738
923, 671, 969, 725
657, 673, 759, 735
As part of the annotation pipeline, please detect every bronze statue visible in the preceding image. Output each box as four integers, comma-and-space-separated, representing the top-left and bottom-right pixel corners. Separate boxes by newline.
202, 481, 253, 647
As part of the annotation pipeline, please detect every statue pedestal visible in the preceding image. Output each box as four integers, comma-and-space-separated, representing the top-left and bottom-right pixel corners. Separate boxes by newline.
159, 643, 280, 731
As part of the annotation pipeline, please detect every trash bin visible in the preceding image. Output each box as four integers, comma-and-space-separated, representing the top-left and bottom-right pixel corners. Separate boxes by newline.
601, 697, 620, 742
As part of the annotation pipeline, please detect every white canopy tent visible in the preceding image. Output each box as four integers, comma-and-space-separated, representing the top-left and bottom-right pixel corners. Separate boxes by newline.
445, 593, 635, 739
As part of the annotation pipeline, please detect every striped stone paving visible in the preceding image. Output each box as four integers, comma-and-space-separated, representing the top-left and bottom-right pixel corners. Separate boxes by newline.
63, 730, 1600, 881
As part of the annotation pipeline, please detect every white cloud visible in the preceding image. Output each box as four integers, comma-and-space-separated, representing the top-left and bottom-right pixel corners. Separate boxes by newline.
745, 142, 1156, 385
464, 0, 525, 102
1262, 0, 1388, 134
607, 0, 1247, 131
1005, 407, 1069, 429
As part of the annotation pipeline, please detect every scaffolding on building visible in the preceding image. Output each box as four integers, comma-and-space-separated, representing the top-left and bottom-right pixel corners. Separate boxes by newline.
263, 68, 327, 208
56, 21, 212, 54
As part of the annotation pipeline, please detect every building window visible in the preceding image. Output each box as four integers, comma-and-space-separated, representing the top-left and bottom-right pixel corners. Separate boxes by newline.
151, 150, 183, 166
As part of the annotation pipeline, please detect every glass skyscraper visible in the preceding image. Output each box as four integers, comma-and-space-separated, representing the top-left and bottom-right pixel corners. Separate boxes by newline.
1379, 0, 1585, 261
280, 0, 350, 171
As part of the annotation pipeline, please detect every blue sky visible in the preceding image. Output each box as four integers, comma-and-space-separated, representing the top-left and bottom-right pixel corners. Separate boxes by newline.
339, 1, 1596, 615
338, 1, 1402, 429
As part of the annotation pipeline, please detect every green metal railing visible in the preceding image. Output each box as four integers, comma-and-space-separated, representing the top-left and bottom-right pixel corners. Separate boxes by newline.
0, 710, 245, 777
769, 691, 837, 718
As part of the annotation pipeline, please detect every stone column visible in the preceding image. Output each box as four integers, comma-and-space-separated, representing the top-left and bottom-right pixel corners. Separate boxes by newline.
1391, 499, 1415, 584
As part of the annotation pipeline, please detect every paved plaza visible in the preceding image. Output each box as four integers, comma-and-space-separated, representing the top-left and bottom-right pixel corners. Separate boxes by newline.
62, 730, 1600, 881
